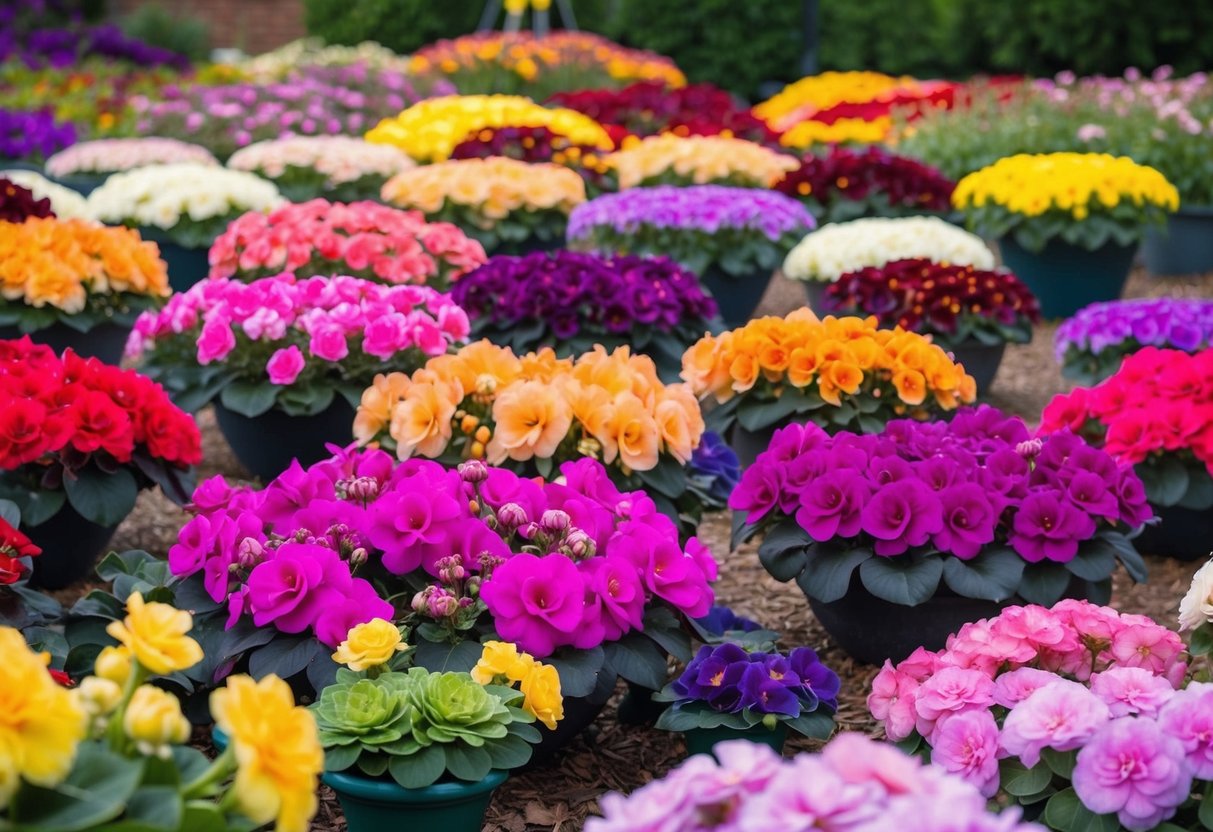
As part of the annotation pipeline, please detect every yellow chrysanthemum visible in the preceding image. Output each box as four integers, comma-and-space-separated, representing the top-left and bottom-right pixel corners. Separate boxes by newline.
471, 640, 533, 685
105, 592, 204, 676
331, 618, 407, 671
124, 685, 190, 756
754, 71, 909, 130
380, 157, 586, 221
779, 116, 892, 148
519, 661, 563, 731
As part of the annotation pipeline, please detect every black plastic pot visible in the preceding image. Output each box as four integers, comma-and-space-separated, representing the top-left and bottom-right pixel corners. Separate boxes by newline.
0, 321, 129, 364
526, 676, 615, 765
1142, 207, 1213, 277
617, 681, 665, 726
1134, 505, 1213, 561
137, 227, 210, 292
804, 280, 830, 315
212, 397, 357, 482
947, 339, 1008, 395
700, 266, 779, 328
26, 502, 120, 590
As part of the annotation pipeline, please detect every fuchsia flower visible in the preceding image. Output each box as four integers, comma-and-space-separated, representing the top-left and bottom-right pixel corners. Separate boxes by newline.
480, 553, 587, 658
244, 542, 354, 633
266, 345, 305, 385
1072, 718, 1192, 831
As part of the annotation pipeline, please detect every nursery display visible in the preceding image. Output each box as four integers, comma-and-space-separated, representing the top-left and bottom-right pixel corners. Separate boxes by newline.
127, 273, 468, 479
824, 259, 1041, 392
732, 407, 1151, 663
567, 185, 815, 326
0, 216, 169, 362
1055, 298, 1213, 384
1041, 347, 1213, 560
207, 199, 487, 289
448, 125, 613, 193
682, 310, 977, 465
0, 501, 59, 630
0, 338, 200, 588
87, 163, 283, 291
1, 169, 92, 219
0, 175, 53, 222
0, 106, 75, 165
380, 157, 586, 256
225, 135, 415, 202
952, 152, 1180, 317
448, 249, 719, 381
870, 599, 1196, 832
43, 137, 218, 195
365, 94, 614, 163
602, 134, 798, 190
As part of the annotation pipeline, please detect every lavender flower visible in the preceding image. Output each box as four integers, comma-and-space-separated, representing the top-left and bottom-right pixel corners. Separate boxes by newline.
1056, 298, 1213, 383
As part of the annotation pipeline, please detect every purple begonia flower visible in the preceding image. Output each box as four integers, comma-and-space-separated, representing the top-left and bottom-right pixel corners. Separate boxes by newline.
1056, 298, 1213, 360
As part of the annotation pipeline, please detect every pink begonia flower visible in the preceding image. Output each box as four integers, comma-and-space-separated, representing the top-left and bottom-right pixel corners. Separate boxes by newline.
822, 731, 926, 796
196, 316, 236, 364
930, 709, 1001, 797
1109, 615, 1187, 676
992, 667, 1059, 709
1073, 717, 1192, 832
869, 663, 922, 742
1088, 666, 1175, 717
739, 754, 882, 829
308, 324, 349, 362
266, 345, 306, 385
1157, 682, 1213, 780
913, 666, 996, 739
999, 679, 1110, 768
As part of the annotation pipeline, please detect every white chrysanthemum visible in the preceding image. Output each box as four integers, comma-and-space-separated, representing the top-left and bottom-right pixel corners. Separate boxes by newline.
1, 169, 94, 220
1179, 559, 1213, 632
782, 216, 995, 282
86, 164, 282, 228
227, 136, 413, 185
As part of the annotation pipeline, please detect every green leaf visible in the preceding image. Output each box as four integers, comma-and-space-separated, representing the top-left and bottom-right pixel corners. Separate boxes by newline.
1100, 531, 1148, 584
1191, 623, 1213, 657
443, 743, 493, 782
756, 519, 812, 582
546, 645, 606, 698
642, 606, 692, 662
604, 633, 669, 689
654, 705, 704, 732
1041, 748, 1077, 779
483, 734, 533, 770
95, 786, 183, 832
1200, 779, 1213, 829
248, 636, 321, 681
1044, 787, 1120, 831
999, 757, 1054, 798
10, 742, 144, 832
388, 744, 446, 789
784, 711, 835, 740
411, 638, 484, 674
179, 804, 227, 832
219, 380, 280, 418
22, 488, 67, 527
1180, 471, 1213, 511
63, 465, 137, 527
796, 544, 872, 602
1066, 538, 1117, 582
322, 743, 361, 773
0, 497, 19, 526
941, 547, 1024, 601
1017, 561, 1072, 606
859, 553, 944, 606
636, 456, 687, 501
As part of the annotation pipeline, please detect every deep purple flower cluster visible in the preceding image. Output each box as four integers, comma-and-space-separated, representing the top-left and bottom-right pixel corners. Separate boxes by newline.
730, 405, 1152, 564
0, 107, 75, 161
1056, 298, 1213, 383
451, 250, 718, 339
695, 604, 762, 636
672, 643, 840, 716
0, 24, 188, 69
687, 431, 740, 505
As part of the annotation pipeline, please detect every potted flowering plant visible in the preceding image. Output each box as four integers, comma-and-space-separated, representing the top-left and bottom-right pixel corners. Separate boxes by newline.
44, 137, 219, 196
824, 259, 1041, 393
0, 170, 92, 220
0, 217, 169, 363
354, 340, 732, 531
380, 157, 586, 256
313, 631, 559, 830
732, 407, 1151, 664
952, 152, 1180, 317
587, 733, 1040, 831
653, 642, 838, 756
449, 125, 613, 195
449, 250, 720, 381
0, 338, 201, 588
226, 135, 415, 202
602, 134, 798, 190
567, 185, 815, 326
0, 595, 323, 832
0, 176, 55, 222
774, 145, 957, 223
682, 310, 977, 466
0, 501, 60, 629
0, 107, 75, 168
782, 215, 995, 313
128, 273, 468, 480
1041, 347, 1213, 561
87, 163, 282, 290
207, 199, 487, 289
870, 600, 1195, 832
1055, 298, 1213, 384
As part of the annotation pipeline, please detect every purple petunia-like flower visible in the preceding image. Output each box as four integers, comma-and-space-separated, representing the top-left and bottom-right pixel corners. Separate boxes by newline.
0, 107, 75, 161
669, 642, 840, 717
1056, 298, 1213, 382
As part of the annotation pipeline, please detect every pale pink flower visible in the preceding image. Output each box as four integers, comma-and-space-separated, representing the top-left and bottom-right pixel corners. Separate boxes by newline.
999, 679, 1110, 768
1089, 667, 1175, 717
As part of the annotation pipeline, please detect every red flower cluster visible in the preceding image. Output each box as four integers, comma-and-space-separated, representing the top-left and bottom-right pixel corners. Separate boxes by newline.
825, 259, 1040, 342
449, 125, 613, 190
0, 177, 54, 223
1041, 347, 1213, 469
776, 146, 956, 218
548, 81, 778, 145
0, 337, 201, 471
0, 514, 39, 585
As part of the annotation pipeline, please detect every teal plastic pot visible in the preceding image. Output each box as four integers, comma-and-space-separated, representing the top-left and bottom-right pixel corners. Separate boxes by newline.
0, 321, 129, 364
49, 172, 108, 197
137, 227, 211, 292
323, 769, 508, 832
700, 266, 779, 328
997, 236, 1136, 319
0, 159, 44, 173
213, 396, 356, 482
684, 722, 787, 758
1142, 207, 1213, 277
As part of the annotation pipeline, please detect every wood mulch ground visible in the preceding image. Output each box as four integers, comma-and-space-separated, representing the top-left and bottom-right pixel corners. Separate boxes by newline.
84, 266, 1213, 831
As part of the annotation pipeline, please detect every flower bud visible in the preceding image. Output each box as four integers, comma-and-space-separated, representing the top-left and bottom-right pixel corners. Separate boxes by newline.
237, 536, 263, 569
540, 509, 571, 534
72, 676, 123, 719
345, 476, 380, 502
348, 547, 368, 569
496, 502, 528, 530
761, 713, 779, 731
428, 592, 460, 619
411, 589, 431, 613
458, 459, 488, 483
565, 528, 595, 560
519, 521, 541, 540
95, 645, 133, 686
124, 685, 190, 757
1015, 438, 1043, 459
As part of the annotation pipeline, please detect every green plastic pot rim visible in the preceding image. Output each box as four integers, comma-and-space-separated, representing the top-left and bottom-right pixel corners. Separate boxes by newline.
1171, 205, 1213, 219
322, 768, 508, 803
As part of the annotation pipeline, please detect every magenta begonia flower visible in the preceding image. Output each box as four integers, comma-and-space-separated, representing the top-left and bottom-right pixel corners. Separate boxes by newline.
860, 480, 943, 556
480, 553, 585, 657
244, 542, 353, 633
266, 344, 306, 384
1073, 717, 1191, 831
933, 483, 997, 559
795, 471, 868, 541
1008, 490, 1095, 563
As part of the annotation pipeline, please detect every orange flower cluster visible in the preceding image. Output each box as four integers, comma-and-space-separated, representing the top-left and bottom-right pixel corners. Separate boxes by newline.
355, 340, 704, 474
682, 310, 976, 411
0, 218, 168, 313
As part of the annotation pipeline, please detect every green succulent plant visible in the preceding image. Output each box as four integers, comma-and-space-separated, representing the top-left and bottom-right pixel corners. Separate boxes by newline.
406, 667, 513, 747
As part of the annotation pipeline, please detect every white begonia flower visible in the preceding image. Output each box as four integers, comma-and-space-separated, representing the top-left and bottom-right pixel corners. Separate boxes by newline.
86, 163, 283, 229
1179, 558, 1213, 632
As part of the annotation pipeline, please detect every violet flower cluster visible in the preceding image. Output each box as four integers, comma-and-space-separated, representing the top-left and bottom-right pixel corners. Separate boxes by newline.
169, 449, 717, 658
1056, 297, 1213, 383
0, 24, 188, 69
670, 642, 839, 716
0, 107, 76, 161
731, 405, 1152, 565
870, 601, 1194, 832
587, 734, 1042, 832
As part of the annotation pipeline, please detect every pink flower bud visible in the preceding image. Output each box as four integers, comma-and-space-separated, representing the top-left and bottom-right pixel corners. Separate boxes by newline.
345, 476, 380, 502
565, 528, 595, 560
540, 509, 571, 534
497, 503, 528, 530
458, 459, 488, 483
1015, 438, 1043, 459
236, 537, 263, 569
348, 547, 368, 568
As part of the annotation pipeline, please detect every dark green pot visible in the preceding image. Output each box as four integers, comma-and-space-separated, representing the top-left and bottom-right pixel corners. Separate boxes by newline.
0, 158, 45, 173
1142, 207, 1213, 277
0, 320, 129, 364
684, 722, 787, 758
486, 236, 564, 258
700, 266, 779, 328
213, 397, 357, 482
946, 339, 1008, 396
323, 769, 508, 832
49, 172, 108, 197
803, 280, 830, 315
24, 502, 119, 590
1135, 504, 1213, 561
998, 236, 1136, 319
137, 227, 211, 292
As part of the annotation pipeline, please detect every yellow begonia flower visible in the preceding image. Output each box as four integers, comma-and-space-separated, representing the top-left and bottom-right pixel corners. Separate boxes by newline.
471, 640, 533, 685
331, 618, 407, 671
105, 592, 204, 677
124, 685, 190, 756
519, 661, 564, 730
72, 676, 124, 719
94, 644, 134, 686
0, 627, 88, 803
211, 675, 323, 832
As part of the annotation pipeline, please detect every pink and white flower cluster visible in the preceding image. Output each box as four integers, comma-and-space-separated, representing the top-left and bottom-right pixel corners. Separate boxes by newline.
869, 601, 1202, 831
45, 137, 219, 177
207, 200, 487, 288
226, 136, 414, 186
587, 734, 1042, 832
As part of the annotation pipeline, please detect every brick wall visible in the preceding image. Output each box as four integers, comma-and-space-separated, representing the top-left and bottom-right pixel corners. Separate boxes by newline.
111, 0, 306, 56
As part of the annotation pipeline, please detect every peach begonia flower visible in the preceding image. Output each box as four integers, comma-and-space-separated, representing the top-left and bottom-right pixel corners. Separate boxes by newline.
487, 380, 574, 463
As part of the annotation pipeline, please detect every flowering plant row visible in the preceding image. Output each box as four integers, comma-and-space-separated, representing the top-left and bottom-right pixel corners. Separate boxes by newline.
449, 125, 612, 193
45, 137, 218, 178
603, 134, 798, 190
0, 106, 75, 162
753, 70, 952, 133
733, 408, 1151, 609
129, 273, 468, 418
0, 170, 90, 219
0, 176, 53, 223
207, 199, 487, 289
1055, 298, 1213, 384
226, 135, 414, 202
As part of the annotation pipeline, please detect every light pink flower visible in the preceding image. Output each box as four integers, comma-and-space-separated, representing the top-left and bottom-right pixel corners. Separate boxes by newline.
1157, 682, 1213, 779
999, 679, 1110, 768
992, 666, 1059, 708
870, 663, 922, 742
930, 709, 1001, 797
1089, 666, 1175, 717
914, 667, 996, 739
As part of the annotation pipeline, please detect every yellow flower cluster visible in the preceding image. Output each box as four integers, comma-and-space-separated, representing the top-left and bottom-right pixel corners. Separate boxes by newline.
779, 116, 892, 148
380, 157, 586, 223
0, 217, 169, 314
365, 94, 614, 162
606, 134, 799, 189
472, 641, 564, 730
332, 619, 407, 672
354, 340, 705, 474
952, 153, 1181, 219
682, 309, 976, 410
754, 71, 910, 130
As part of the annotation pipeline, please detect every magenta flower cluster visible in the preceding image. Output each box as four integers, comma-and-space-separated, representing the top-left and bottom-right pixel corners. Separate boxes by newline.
169, 448, 716, 657
730, 406, 1151, 564
869, 601, 1198, 831
587, 734, 1042, 832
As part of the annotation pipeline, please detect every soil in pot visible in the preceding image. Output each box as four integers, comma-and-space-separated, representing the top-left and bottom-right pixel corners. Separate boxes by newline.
323, 769, 508, 832
212, 397, 357, 482
1142, 208, 1213, 277
684, 722, 787, 758
26, 503, 119, 590
947, 340, 1007, 395
1134, 505, 1213, 561
997, 236, 1136, 319
700, 266, 781, 328
0, 321, 129, 365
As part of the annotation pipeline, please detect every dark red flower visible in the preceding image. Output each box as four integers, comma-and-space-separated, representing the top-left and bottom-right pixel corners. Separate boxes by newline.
0, 178, 54, 223
0, 514, 40, 559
